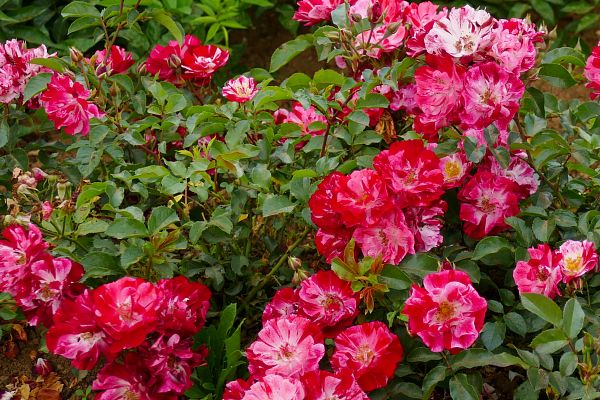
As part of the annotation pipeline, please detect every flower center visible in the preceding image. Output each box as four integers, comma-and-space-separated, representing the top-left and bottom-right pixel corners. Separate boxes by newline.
321, 294, 342, 314
444, 161, 461, 180
479, 196, 496, 213
378, 229, 389, 245
536, 268, 549, 281
404, 170, 417, 184
125, 390, 140, 400
39, 284, 55, 301
278, 344, 295, 360
355, 344, 375, 365
564, 256, 583, 272
435, 301, 456, 322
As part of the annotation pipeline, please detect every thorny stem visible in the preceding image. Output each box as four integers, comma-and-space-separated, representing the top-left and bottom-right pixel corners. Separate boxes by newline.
513, 116, 569, 208
243, 227, 310, 306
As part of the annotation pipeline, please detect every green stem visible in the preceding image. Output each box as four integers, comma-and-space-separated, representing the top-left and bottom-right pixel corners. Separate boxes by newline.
243, 227, 310, 306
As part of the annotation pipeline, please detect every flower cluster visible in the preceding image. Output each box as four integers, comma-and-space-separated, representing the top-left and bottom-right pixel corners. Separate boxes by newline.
403, 269, 487, 353
310, 139, 540, 257
224, 270, 403, 398
584, 41, 600, 100
458, 153, 538, 239
145, 34, 229, 86
0, 39, 55, 104
293, 1, 544, 141
310, 139, 447, 264
0, 224, 84, 327
40, 74, 105, 136
46, 275, 211, 398
513, 240, 599, 298
408, 5, 542, 140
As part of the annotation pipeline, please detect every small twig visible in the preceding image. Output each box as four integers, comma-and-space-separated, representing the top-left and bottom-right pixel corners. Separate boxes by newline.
243, 227, 310, 306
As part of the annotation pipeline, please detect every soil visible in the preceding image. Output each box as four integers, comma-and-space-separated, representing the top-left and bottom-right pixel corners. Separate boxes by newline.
230, 11, 326, 78
0, 326, 96, 399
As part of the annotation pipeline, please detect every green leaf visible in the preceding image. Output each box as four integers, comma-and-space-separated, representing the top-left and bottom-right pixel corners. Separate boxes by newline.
422, 365, 447, 400
147, 206, 179, 234
0, 9, 16, 22
218, 303, 237, 336
481, 321, 506, 351
81, 251, 125, 279
575, 102, 600, 122
505, 217, 534, 247
450, 349, 527, 370
262, 195, 295, 217
521, 293, 562, 326
109, 74, 134, 94
270, 34, 313, 72
531, 328, 569, 354
542, 47, 586, 66
0, 119, 8, 149
313, 69, 345, 86
449, 374, 479, 400
28, 58, 65, 73
23, 73, 51, 102
76, 219, 109, 236
539, 64, 577, 88
531, 0, 555, 24
152, 10, 184, 43
380, 265, 412, 290
559, 352, 578, 376
68, 16, 101, 34
561, 298, 584, 339
472, 236, 513, 262
532, 217, 556, 242
407, 347, 442, 362
400, 253, 439, 278
164, 93, 188, 114
505, 312, 528, 337
105, 218, 148, 239
251, 164, 272, 190
355, 93, 389, 109
575, 14, 600, 33
61, 1, 101, 18
561, 1, 595, 13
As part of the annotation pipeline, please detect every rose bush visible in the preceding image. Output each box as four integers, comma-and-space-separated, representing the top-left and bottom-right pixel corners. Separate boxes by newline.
0, 0, 600, 399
